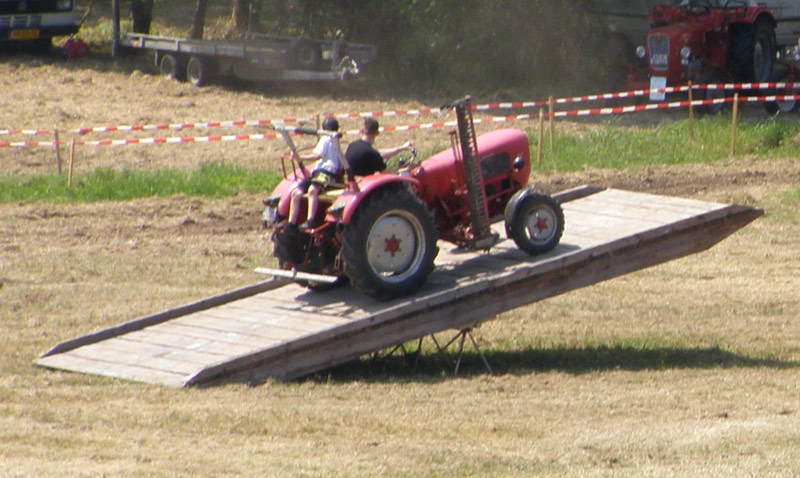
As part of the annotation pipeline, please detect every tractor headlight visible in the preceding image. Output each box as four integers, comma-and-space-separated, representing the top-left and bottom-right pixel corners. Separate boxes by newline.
636, 45, 647, 59
56, 0, 73, 10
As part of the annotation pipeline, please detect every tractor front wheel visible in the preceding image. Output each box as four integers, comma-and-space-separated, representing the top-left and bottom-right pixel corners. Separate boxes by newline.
506, 192, 564, 255
341, 187, 438, 301
697, 69, 727, 115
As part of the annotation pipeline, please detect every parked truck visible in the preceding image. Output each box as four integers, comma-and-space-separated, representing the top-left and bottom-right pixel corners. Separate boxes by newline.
0, 0, 80, 52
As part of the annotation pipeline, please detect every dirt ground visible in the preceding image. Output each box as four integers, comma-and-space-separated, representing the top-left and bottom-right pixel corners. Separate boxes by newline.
1, 50, 799, 477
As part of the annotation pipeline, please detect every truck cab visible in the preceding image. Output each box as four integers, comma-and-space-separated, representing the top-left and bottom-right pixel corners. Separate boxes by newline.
0, 0, 80, 51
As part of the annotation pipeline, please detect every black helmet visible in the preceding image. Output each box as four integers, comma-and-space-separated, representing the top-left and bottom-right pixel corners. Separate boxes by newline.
322, 117, 339, 132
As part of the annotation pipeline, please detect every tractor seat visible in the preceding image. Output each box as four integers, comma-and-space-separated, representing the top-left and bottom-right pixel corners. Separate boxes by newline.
315, 185, 347, 202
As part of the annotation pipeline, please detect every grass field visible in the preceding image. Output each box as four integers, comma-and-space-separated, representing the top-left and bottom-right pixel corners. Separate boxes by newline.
1, 4, 799, 476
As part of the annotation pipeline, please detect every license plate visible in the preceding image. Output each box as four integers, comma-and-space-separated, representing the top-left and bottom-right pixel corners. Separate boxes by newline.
10, 29, 40, 40
650, 76, 667, 102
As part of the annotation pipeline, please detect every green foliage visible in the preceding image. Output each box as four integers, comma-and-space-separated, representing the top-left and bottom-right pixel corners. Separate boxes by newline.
0, 162, 280, 203
533, 117, 800, 172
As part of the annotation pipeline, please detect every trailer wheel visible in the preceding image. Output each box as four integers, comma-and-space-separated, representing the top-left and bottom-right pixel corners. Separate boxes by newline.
286, 37, 323, 70
506, 192, 564, 255
187, 55, 215, 87
159, 54, 186, 81
341, 186, 438, 301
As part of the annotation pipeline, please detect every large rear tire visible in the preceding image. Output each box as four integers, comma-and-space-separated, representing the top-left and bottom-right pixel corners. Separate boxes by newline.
728, 20, 775, 84
341, 187, 438, 301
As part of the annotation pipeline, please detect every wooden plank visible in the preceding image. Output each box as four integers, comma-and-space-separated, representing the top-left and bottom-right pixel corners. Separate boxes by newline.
39, 279, 287, 358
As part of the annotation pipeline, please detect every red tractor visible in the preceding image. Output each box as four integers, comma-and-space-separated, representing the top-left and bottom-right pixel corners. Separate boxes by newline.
615, 0, 777, 113
261, 97, 564, 301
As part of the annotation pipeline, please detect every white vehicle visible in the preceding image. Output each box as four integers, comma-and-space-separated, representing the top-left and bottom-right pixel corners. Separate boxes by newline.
0, 0, 79, 52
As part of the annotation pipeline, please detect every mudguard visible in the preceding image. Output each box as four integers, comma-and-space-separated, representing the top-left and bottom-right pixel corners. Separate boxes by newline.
329, 173, 420, 224
503, 186, 537, 238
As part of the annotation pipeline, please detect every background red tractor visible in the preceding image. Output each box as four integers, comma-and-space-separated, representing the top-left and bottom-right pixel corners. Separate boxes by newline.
613, 0, 777, 113
261, 97, 565, 301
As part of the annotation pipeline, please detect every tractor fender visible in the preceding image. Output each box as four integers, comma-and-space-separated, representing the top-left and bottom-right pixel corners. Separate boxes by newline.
331, 174, 420, 224
503, 186, 538, 238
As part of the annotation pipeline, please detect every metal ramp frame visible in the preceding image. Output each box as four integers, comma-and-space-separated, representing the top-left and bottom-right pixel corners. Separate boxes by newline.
36, 186, 763, 387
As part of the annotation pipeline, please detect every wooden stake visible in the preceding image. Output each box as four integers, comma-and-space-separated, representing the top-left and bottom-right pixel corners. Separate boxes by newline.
548, 96, 554, 151
67, 138, 76, 189
537, 109, 544, 168
687, 81, 695, 141
54, 126, 62, 175
730, 93, 739, 156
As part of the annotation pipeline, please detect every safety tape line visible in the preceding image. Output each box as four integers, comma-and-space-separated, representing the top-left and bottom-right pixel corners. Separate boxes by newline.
4, 94, 800, 148
0, 118, 307, 137
4, 82, 800, 138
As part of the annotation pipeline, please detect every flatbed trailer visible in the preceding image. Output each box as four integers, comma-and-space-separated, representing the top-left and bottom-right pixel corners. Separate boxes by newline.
121, 31, 377, 86
36, 187, 763, 387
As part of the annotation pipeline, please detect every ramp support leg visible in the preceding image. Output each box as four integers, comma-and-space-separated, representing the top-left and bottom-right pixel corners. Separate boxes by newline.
432, 328, 493, 376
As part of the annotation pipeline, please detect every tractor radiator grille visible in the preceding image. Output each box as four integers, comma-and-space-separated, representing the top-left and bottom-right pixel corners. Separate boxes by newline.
648, 34, 669, 71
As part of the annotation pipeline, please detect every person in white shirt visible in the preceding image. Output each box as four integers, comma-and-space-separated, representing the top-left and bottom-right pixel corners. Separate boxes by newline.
287, 117, 342, 228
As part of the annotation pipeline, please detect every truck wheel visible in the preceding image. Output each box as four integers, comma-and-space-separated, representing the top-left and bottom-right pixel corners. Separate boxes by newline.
159, 54, 186, 81
286, 38, 323, 70
697, 69, 727, 115
187, 55, 215, 87
728, 20, 775, 83
506, 193, 564, 255
764, 70, 798, 115
341, 187, 438, 301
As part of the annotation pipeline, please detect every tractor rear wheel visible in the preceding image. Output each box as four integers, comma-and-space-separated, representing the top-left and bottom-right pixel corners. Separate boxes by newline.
728, 20, 775, 84
341, 187, 438, 301
506, 193, 564, 255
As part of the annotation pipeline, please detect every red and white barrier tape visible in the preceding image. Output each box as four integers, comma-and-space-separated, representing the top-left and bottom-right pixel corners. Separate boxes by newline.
4, 91, 800, 148
5, 81, 800, 139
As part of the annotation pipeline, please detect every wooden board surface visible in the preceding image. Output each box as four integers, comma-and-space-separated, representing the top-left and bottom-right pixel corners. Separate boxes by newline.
36, 188, 763, 387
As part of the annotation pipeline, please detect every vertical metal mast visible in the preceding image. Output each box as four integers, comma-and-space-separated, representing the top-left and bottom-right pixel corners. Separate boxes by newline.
453, 96, 498, 249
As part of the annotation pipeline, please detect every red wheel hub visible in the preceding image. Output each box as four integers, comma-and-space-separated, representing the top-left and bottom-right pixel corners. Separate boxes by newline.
536, 217, 549, 231
384, 235, 401, 256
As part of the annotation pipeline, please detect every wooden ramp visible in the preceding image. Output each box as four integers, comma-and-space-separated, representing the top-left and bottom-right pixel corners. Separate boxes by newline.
36, 187, 763, 387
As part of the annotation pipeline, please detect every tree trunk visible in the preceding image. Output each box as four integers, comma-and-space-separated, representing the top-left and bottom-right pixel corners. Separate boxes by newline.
130, 0, 154, 34
232, 0, 248, 30
190, 0, 209, 40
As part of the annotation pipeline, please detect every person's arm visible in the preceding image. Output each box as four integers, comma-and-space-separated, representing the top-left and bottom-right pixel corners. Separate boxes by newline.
379, 141, 414, 160
293, 151, 322, 162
